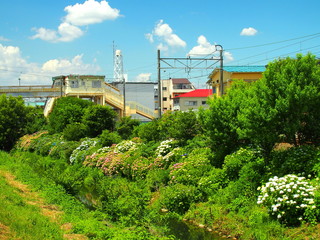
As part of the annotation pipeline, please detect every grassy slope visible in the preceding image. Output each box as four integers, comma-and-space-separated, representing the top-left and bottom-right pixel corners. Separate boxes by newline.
0, 171, 64, 240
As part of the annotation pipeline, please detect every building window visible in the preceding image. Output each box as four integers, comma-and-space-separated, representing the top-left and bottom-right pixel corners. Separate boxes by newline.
163, 97, 167, 101
185, 101, 197, 106
70, 80, 79, 88
162, 87, 167, 91
92, 80, 101, 88
202, 101, 207, 105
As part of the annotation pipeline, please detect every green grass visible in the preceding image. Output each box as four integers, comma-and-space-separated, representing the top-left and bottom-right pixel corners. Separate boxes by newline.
0, 173, 64, 240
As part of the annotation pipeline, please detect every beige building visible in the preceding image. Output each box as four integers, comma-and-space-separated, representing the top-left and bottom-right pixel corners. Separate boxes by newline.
208, 66, 266, 95
161, 78, 195, 111
174, 89, 212, 111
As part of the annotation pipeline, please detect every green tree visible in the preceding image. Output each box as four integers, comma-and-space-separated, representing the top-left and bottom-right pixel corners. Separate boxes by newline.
201, 80, 252, 166
115, 116, 140, 139
0, 95, 27, 150
25, 106, 47, 134
238, 53, 320, 153
158, 110, 202, 143
82, 105, 116, 137
132, 119, 160, 142
48, 97, 92, 133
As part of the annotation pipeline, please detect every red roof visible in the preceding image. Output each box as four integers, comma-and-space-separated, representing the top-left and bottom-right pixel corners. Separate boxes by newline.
175, 89, 212, 98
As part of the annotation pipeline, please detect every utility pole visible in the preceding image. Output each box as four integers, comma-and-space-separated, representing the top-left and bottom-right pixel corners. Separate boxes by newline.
156, 46, 223, 116
157, 49, 162, 118
215, 45, 224, 96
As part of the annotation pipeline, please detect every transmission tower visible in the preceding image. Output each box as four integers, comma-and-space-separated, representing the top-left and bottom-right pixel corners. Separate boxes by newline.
113, 49, 126, 116
114, 49, 124, 82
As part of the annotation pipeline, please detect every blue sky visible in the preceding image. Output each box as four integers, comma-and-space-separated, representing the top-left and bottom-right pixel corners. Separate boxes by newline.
1, 0, 320, 87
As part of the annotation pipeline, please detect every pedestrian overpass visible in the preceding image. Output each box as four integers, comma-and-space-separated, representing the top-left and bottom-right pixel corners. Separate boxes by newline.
0, 76, 156, 120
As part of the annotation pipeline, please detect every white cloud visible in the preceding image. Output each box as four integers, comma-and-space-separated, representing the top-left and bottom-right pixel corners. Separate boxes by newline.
157, 43, 168, 52
224, 51, 234, 62
146, 20, 186, 52
64, 0, 120, 26
41, 54, 99, 74
187, 36, 234, 63
0, 36, 10, 42
145, 33, 154, 43
57, 23, 84, 42
240, 27, 258, 36
31, 23, 84, 43
0, 44, 100, 85
188, 35, 216, 56
31, 0, 120, 42
135, 73, 151, 82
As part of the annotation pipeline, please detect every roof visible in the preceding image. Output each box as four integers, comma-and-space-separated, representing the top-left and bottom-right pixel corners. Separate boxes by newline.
171, 78, 191, 84
222, 65, 266, 73
175, 89, 212, 98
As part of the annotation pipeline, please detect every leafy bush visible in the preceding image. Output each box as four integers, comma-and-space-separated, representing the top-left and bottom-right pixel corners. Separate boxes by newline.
0, 95, 28, 151
158, 184, 202, 214
168, 148, 212, 186
145, 169, 170, 191
48, 97, 92, 134
62, 122, 87, 141
48, 140, 79, 161
158, 110, 202, 143
132, 120, 160, 142
269, 145, 320, 178
98, 130, 122, 147
198, 167, 228, 197
115, 116, 140, 140
25, 106, 47, 134
29, 134, 61, 156
69, 138, 98, 164
257, 174, 316, 226
82, 105, 116, 137
223, 147, 262, 181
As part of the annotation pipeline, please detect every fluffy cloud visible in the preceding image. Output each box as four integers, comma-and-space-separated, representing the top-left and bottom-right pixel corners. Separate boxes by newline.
0, 44, 100, 85
31, 0, 120, 42
224, 51, 234, 62
64, 0, 120, 26
31, 23, 84, 43
134, 73, 151, 82
240, 27, 258, 36
188, 35, 216, 56
146, 20, 186, 52
187, 35, 234, 63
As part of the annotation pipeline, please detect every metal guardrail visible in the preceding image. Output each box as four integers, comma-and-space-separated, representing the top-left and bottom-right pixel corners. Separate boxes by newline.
126, 101, 156, 118
0, 86, 60, 92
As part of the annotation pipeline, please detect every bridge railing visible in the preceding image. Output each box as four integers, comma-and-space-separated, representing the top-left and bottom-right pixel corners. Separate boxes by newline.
126, 101, 156, 119
0, 85, 60, 92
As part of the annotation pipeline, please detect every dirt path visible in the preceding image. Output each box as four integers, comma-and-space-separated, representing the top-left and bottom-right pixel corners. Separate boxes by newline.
0, 170, 88, 240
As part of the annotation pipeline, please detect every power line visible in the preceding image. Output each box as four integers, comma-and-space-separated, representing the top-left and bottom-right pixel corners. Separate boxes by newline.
226, 32, 320, 51
246, 44, 320, 65
234, 35, 320, 65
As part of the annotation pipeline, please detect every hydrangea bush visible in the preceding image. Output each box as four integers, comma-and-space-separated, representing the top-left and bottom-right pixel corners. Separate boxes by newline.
169, 148, 211, 186
155, 139, 177, 157
70, 138, 97, 164
257, 174, 316, 226
114, 139, 140, 153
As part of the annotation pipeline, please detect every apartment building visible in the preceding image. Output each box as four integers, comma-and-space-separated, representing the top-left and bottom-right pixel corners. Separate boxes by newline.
161, 78, 195, 112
